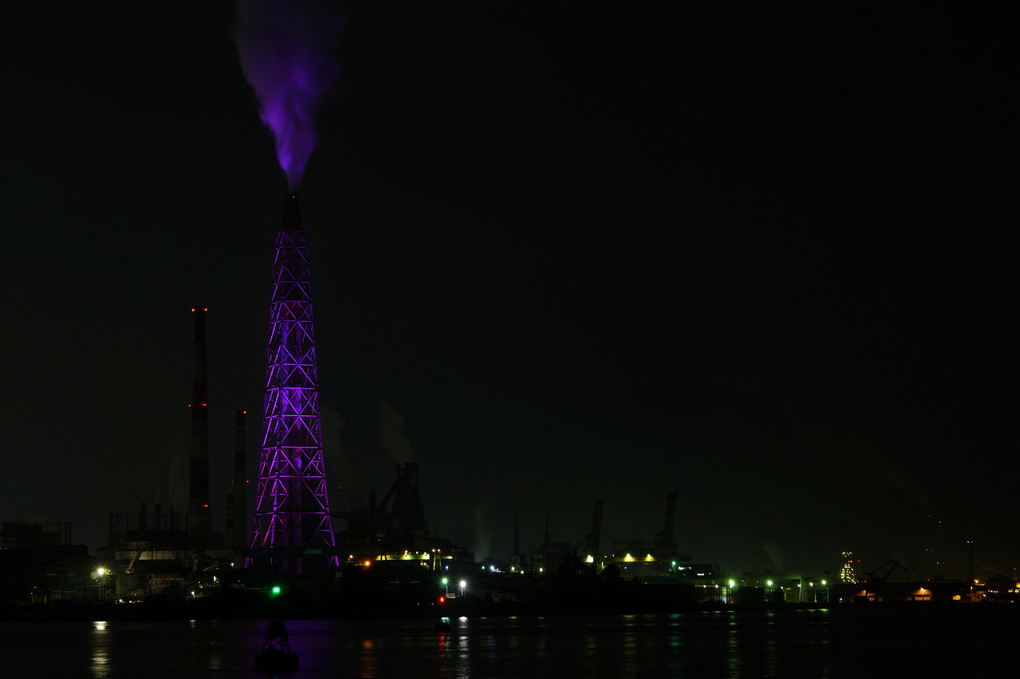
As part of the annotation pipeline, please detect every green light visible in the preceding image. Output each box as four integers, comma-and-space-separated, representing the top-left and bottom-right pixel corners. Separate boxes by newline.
270, 585, 282, 596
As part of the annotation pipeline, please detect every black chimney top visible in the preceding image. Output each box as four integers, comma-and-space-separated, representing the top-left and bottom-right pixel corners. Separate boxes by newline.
283, 193, 302, 231
191, 306, 207, 345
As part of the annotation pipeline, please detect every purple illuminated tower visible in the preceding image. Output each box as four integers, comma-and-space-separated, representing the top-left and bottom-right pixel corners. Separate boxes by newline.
249, 194, 337, 573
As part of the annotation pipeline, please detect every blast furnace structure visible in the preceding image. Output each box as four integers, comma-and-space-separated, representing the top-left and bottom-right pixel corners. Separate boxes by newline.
249, 194, 338, 573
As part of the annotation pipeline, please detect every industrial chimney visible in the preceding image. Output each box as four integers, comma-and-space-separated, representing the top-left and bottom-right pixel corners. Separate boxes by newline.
187, 306, 212, 549
225, 409, 249, 550
248, 194, 338, 573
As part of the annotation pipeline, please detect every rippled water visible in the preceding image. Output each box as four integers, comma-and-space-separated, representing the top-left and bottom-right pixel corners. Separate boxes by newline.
2, 606, 1013, 678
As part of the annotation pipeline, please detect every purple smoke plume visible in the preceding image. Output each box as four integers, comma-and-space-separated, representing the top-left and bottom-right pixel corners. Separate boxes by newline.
233, 0, 342, 189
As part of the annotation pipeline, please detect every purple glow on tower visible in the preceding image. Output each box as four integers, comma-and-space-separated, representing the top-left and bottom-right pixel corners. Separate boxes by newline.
249, 194, 337, 573
233, 0, 342, 189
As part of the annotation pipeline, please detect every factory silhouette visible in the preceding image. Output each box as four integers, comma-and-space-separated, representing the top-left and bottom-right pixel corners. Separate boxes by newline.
0, 195, 997, 614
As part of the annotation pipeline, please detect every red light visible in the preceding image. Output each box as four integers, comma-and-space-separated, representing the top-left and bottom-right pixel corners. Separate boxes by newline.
438, 595, 446, 605
202, 504, 209, 508
200, 403, 207, 407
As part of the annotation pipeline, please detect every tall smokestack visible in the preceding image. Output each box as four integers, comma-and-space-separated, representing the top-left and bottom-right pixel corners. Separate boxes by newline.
188, 306, 212, 549
249, 194, 337, 574
966, 539, 975, 585
226, 409, 250, 550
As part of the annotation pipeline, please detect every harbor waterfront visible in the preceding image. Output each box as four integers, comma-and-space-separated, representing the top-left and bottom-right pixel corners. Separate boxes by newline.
2, 605, 1016, 678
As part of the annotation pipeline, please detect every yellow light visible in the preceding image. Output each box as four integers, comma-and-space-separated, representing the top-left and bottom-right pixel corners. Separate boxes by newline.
623, 554, 635, 562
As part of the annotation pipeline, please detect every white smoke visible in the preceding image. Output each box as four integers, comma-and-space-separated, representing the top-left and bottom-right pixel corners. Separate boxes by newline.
473, 495, 493, 562
762, 539, 785, 571
378, 398, 415, 463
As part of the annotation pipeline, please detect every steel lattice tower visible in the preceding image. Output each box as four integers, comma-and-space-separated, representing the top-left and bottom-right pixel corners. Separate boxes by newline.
249, 194, 337, 573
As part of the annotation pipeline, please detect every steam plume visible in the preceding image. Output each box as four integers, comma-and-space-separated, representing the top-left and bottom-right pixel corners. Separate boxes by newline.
233, 0, 343, 189
378, 398, 415, 463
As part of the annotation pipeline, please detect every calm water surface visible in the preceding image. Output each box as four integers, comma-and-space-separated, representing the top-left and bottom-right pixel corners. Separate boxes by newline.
2, 607, 1013, 678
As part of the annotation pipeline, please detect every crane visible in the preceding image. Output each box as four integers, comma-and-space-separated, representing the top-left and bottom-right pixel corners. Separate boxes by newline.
571, 499, 605, 558
862, 559, 909, 584
587, 499, 604, 557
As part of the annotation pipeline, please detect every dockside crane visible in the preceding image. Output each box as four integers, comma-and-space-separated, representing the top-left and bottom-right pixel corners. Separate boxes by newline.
862, 559, 910, 584
587, 499, 604, 558
571, 499, 605, 558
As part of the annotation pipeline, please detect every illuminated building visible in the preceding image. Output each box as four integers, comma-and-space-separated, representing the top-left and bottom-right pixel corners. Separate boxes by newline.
840, 550, 857, 583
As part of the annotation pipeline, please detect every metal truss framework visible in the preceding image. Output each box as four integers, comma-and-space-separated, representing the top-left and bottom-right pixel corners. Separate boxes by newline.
250, 213, 337, 573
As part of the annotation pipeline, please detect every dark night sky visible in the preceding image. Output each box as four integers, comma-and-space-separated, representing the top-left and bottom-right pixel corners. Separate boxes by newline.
1, 2, 1018, 580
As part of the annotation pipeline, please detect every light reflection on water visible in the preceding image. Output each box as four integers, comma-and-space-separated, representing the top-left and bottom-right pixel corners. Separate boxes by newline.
357, 637, 377, 678
90, 620, 111, 678
0, 607, 1007, 678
